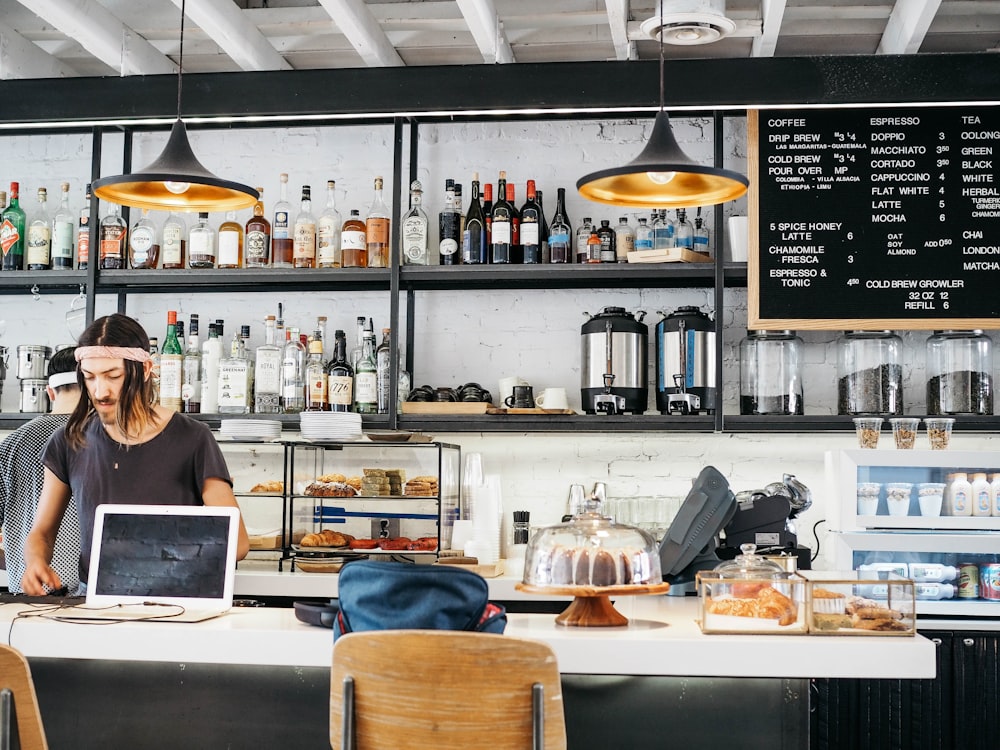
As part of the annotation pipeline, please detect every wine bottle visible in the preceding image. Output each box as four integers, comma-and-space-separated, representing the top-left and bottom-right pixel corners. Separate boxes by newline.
548, 188, 572, 264
490, 171, 513, 264
462, 173, 487, 265
519, 180, 542, 264
438, 178, 460, 265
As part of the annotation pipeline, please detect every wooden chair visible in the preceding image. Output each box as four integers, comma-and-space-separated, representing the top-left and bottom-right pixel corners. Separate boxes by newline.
0, 645, 48, 750
330, 630, 566, 750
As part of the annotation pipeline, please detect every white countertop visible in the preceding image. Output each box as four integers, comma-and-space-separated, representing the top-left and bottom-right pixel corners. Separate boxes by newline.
0, 596, 935, 679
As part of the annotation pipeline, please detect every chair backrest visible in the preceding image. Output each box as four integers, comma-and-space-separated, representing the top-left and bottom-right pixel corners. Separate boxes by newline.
0, 645, 48, 750
330, 630, 566, 750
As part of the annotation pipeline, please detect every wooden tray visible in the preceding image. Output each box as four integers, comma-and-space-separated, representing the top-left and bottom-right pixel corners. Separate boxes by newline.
626, 248, 711, 264
295, 559, 345, 574
516, 582, 671, 626
435, 559, 505, 578
401, 402, 490, 414
500, 408, 576, 415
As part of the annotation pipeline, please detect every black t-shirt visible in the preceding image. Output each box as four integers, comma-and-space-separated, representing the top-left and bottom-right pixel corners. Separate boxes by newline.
43, 412, 232, 580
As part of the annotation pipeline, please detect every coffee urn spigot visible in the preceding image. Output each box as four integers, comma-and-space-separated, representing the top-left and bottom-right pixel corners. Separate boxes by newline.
592, 319, 626, 415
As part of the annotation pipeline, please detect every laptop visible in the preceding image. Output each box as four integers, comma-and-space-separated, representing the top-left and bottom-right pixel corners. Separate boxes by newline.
63, 504, 240, 623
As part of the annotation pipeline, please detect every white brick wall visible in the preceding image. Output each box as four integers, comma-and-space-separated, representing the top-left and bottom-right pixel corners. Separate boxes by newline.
2, 116, 999, 570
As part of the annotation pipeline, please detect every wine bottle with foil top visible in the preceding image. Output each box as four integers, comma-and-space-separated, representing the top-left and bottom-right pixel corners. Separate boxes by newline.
490, 171, 514, 264
519, 180, 542, 264
462, 173, 487, 265
547, 187, 572, 264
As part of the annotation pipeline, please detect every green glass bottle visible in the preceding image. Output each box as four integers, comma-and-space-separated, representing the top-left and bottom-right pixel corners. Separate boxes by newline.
1, 182, 27, 271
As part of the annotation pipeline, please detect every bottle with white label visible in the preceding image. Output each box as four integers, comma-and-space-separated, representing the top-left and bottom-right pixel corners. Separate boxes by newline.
200, 323, 223, 414
914, 582, 956, 600
972, 471, 992, 516
908, 563, 958, 582
991, 473, 1000, 516
949, 472, 972, 516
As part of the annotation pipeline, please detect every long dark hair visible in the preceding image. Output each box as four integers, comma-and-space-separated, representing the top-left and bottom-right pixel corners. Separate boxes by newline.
66, 314, 158, 450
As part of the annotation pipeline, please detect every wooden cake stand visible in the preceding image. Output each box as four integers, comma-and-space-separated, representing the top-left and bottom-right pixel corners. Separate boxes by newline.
515, 582, 672, 627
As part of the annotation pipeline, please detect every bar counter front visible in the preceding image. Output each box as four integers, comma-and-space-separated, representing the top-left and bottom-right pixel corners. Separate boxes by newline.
0, 595, 935, 749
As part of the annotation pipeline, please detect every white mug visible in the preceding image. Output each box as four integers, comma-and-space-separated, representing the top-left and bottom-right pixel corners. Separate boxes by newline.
497, 376, 527, 407
535, 387, 569, 410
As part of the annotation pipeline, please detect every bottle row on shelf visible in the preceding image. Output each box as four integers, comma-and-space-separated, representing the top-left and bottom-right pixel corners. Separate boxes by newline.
0, 172, 716, 272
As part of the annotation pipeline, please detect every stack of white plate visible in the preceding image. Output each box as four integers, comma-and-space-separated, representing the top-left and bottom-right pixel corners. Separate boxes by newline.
220, 419, 282, 441
299, 411, 363, 442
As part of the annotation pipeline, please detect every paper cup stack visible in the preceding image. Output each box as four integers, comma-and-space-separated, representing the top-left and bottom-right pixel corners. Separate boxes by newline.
466, 475, 502, 564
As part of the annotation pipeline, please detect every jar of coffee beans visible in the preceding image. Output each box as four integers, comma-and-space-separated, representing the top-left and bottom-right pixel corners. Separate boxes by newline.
837, 330, 903, 415
926, 330, 994, 415
739, 330, 804, 415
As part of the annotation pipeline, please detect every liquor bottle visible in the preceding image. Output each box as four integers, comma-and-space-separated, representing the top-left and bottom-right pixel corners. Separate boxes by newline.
597, 219, 616, 263
99, 202, 127, 270
614, 217, 635, 263
366, 176, 390, 268
325, 329, 354, 413
188, 212, 215, 268
127, 209, 159, 269
1, 182, 26, 271
693, 207, 710, 256
536, 189, 549, 264
245, 188, 270, 268
51, 182, 75, 270
317, 180, 342, 268
148, 337, 161, 394
519, 180, 542, 264
575, 217, 592, 264
180, 314, 202, 413
375, 327, 393, 414
218, 210, 244, 269
160, 310, 184, 412
635, 217, 653, 250
218, 327, 252, 414
272, 173, 293, 268
293, 185, 317, 268
304, 339, 329, 411
26, 187, 51, 271
161, 210, 187, 269
349, 315, 367, 373
253, 315, 282, 414
281, 327, 306, 413
675, 208, 694, 250
438, 178, 460, 264
482, 182, 493, 247
462, 173, 487, 265
315, 316, 328, 362
341, 210, 367, 268
354, 328, 378, 414
200, 323, 222, 413
490, 171, 514, 264
76, 183, 91, 270
587, 230, 602, 264
505, 182, 521, 263
401, 180, 429, 265
548, 188, 572, 264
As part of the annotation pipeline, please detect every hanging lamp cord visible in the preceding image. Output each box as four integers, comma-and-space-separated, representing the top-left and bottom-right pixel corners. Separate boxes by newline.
175, 0, 186, 119
658, 0, 665, 112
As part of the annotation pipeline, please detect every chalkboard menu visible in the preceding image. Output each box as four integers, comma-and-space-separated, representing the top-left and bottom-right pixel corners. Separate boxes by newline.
748, 106, 1000, 330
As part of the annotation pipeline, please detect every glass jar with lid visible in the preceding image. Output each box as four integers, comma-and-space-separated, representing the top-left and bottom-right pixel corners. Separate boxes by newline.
739, 330, 804, 415
837, 330, 903, 415
925, 330, 993, 415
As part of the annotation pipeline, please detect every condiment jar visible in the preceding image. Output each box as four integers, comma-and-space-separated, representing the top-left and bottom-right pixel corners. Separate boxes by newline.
925, 330, 994, 415
837, 330, 903, 415
739, 330, 804, 415
713, 543, 788, 580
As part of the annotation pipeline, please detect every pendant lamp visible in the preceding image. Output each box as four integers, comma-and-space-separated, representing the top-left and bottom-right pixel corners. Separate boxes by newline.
576, 2, 748, 208
92, 0, 258, 213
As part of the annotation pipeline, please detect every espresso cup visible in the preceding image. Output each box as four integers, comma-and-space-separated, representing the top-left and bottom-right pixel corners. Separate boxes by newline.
497, 376, 527, 407
504, 384, 535, 408
535, 387, 569, 410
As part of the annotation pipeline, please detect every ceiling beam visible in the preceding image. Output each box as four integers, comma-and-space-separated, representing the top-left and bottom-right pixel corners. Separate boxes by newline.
604, 0, 634, 61
167, 0, 292, 72
316, 0, 404, 67
0, 21, 77, 79
15, 0, 175, 76
455, 0, 515, 64
751, 0, 787, 57
877, 0, 942, 54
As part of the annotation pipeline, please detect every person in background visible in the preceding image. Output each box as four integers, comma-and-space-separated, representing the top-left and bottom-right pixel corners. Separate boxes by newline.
21, 314, 249, 595
0, 347, 83, 594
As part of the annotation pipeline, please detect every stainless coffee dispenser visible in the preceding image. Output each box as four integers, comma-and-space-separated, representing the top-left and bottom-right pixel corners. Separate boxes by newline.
655, 306, 716, 415
581, 307, 648, 415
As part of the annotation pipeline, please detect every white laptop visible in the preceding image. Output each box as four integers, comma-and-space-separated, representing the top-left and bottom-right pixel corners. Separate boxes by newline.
64, 504, 240, 623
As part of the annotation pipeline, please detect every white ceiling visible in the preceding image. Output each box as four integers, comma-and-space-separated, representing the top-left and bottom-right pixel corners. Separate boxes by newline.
0, 1, 997, 80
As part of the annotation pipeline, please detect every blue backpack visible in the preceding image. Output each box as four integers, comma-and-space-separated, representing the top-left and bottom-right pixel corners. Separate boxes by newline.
333, 560, 507, 640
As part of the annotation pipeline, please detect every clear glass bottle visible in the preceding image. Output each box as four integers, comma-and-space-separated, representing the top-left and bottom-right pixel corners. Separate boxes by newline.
635, 217, 653, 250
693, 207, 710, 256
739, 330, 804, 415
926, 330, 994, 415
148, 337, 161, 395
317, 180, 342, 268
349, 315, 367, 373
574, 216, 592, 264
218, 210, 243, 269
375, 327, 392, 414
537, 189, 549, 264
341, 209, 367, 268
161, 210, 187, 269
614, 216, 635, 263
837, 330, 903, 415
76, 183, 91, 270
218, 327, 252, 414
325, 329, 354, 412
402, 180, 430, 265
188, 212, 215, 268
253, 314, 282, 414
304, 338, 328, 411
674, 208, 694, 250
272, 173, 293, 268
159, 310, 184, 412
1, 182, 26, 270
281, 327, 306, 413
98, 202, 127, 270
51, 182, 75, 270
200, 322, 222, 414
293, 184, 317, 268
366, 176, 390, 268
128, 209, 159, 269
653, 210, 675, 250
354, 329, 378, 414
244, 187, 270, 268
547, 187, 571, 264
438, 178, 460, 265
26, 187, 51, 270
181, 314, 202, 414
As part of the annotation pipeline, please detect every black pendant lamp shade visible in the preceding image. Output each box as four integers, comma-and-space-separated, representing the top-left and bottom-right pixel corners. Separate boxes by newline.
576, 109, 748, 208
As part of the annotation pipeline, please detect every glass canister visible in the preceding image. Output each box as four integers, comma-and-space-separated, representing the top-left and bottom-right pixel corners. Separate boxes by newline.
837, 330, 903, 415
739, 330, 804, 415
925, 330, 994, 415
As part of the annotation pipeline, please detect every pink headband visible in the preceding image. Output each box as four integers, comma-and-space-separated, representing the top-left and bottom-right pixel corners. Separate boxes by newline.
74, 346, 151, 363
